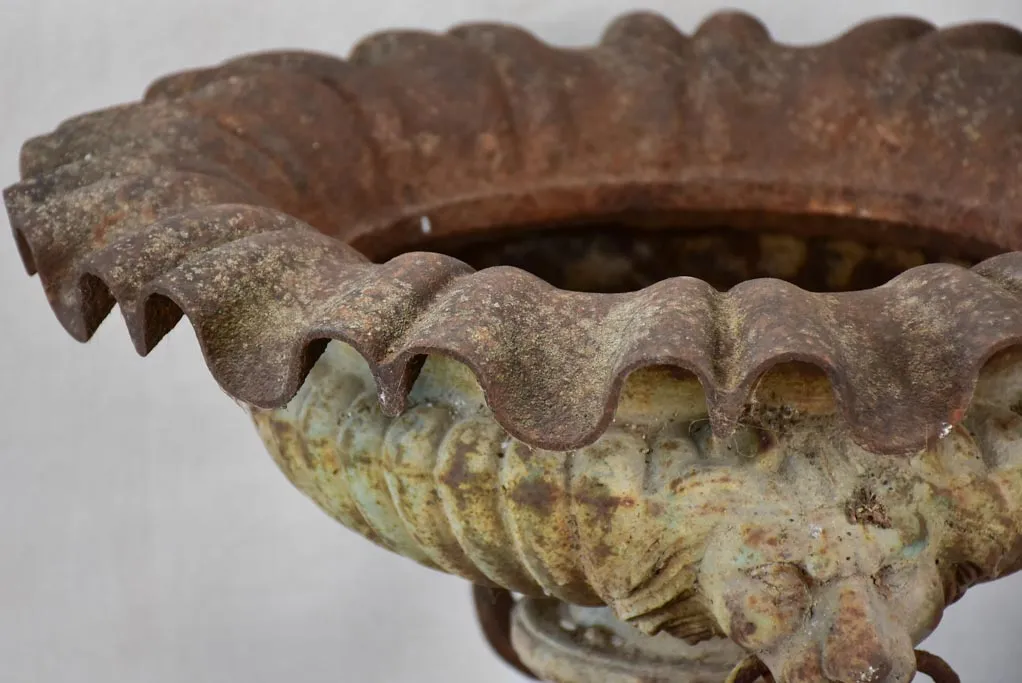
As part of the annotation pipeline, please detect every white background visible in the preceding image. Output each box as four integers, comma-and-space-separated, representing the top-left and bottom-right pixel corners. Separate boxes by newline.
3, 1, 1022, 681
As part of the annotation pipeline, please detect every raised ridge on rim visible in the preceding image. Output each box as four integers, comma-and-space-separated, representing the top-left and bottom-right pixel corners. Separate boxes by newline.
6, 10, 1022, 456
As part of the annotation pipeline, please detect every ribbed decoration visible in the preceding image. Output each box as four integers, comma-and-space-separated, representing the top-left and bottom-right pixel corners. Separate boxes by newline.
6, 11, 1022, 455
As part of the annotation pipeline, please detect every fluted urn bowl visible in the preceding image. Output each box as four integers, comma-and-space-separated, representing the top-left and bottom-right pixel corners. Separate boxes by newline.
8, 10, 1022, 683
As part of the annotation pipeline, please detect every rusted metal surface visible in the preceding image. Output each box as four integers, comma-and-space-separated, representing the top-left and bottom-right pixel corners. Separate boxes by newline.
6, 10, 1022, 683
472, 586, 538, 680
425, 224, 979, 294
914, 651, 961, 683
5, 12, 1022, 457
726, 656, 774, 683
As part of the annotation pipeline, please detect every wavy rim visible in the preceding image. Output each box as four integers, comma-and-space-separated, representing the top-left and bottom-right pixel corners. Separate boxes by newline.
6, 11, 1022, 456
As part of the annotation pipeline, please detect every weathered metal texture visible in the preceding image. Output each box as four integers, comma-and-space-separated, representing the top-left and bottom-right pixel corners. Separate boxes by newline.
430, 225, 976, 294
509, 596, 750, 682
474, 586, 538, 680
913, 652, 961, 683
6, 12, 1022, 456
7, 10, 1022, 683
254, 340, 1022, 682
725, 650, 958, 682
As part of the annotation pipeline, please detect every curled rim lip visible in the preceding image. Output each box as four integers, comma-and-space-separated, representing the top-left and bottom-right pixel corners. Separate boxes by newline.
6, 11, 1022, 455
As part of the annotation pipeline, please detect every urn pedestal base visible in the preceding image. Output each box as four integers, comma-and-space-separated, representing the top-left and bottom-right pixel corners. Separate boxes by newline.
511, 597, 749, 683
474, 588, 960, 683
475, 586, 755, 683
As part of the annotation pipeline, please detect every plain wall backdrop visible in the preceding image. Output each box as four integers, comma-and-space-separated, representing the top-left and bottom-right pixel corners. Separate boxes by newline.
4, 1, 1022, 681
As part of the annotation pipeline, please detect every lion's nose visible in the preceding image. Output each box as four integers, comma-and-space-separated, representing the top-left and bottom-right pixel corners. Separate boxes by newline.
818, 579, 916, 683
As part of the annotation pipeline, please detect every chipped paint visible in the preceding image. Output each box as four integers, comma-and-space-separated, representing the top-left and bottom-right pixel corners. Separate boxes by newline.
256, 341, 1022, 682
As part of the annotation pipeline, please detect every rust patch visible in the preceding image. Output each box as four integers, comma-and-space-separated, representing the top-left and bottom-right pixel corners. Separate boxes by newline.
822, 587, 895, 682
576, 491, 636, 518
5, 11, 1022, 459
783, 649, 827, 683
437, 436, 474, 489
6, 13, 1022, 683
722, 563, 811, 651
590, 541, 614, 563
508, 479, 559, 516
726, 600, 759, 648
